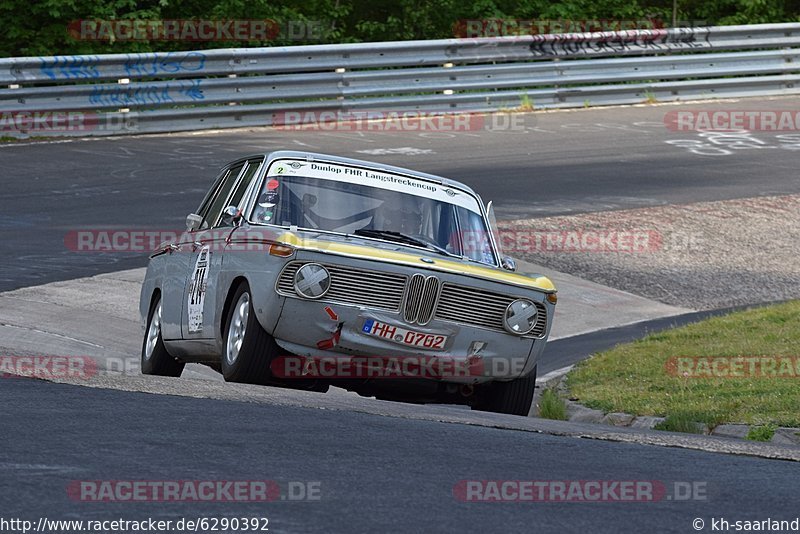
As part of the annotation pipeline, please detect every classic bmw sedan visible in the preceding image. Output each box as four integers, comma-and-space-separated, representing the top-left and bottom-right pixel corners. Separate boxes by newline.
139, 151, 557, 415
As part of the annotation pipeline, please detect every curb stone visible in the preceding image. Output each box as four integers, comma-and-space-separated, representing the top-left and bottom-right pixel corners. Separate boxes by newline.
565, 403, 605, 423
629, 416, 666, 429
601, 412, 636, 427
713, 424, 750, 440
772, 428, 800, 447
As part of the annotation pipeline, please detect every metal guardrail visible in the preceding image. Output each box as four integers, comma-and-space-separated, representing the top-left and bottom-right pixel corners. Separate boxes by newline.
1, 23, 799, 137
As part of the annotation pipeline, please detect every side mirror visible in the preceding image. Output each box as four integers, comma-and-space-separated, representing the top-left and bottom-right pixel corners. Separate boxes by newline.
221, 206, 243, 227
501, 256, 517, 271
186, 213, 203, 232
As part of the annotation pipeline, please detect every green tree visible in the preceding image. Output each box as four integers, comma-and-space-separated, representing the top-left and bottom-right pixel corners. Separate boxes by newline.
1, 0, 798, 57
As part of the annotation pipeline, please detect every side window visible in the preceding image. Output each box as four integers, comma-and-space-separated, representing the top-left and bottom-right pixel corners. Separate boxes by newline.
203, 163, 245, 229
226, 159, 263, 217
457, 206, 497, 266
194, 167, 229, 223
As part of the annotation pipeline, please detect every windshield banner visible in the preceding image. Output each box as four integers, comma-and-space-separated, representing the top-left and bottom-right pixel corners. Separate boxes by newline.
266, 159, 483, 214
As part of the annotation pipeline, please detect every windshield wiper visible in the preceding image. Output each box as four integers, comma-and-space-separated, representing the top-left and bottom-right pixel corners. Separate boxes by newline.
353, 229, 456, 258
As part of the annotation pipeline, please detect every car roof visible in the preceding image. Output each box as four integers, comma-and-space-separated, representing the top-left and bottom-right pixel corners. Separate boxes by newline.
237, 150, 480, 197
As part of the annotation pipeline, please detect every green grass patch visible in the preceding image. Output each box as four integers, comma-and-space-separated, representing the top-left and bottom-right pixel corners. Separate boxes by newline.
642, 90, 658, 104
652, 410, 727, 434
745, 424, 777, 442
518, 93, 534, 112
653, 413, 704, 434
538, 388, 568, 421
566, 300, 800, 427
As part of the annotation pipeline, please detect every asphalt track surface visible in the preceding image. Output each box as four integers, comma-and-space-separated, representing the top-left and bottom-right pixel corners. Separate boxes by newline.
3, 98, 800, 533
2, 97, 800, 292
3, 379, 799, 534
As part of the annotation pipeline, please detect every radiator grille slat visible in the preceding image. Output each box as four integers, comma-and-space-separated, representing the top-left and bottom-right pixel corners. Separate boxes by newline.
402, 274, 441, 325
277, 261, 407, 311
403, 274, 425, 323
418, 276, 440, 325
435, 283, 548, 338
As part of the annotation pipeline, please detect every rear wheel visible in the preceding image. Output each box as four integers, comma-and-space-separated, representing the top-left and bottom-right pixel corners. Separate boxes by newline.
472, 366, 537, 416
141, 296, 185, 377
221, 282, 280, 384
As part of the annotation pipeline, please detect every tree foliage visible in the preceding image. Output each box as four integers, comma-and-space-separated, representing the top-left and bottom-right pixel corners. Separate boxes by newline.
2, 0, 798, 57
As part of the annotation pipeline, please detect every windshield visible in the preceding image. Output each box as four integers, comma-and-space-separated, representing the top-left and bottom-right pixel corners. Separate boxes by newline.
251, 160, 497, 265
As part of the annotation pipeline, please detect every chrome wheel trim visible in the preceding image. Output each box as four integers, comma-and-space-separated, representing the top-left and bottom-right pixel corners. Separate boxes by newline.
226, 292, 250, 366
144, 301, 162, 360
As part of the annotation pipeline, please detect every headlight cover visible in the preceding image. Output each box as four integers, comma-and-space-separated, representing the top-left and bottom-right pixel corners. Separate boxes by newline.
293, 263, 331, 299
503, 298, 538, 335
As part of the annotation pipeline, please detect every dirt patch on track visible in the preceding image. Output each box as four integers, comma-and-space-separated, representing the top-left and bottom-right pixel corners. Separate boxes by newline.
506, 194, 800, 310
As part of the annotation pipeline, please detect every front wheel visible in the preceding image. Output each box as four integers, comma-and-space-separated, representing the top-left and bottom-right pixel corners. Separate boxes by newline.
141, 296, 185, 377
221, 282, 280, 384
472, 366, 537, 416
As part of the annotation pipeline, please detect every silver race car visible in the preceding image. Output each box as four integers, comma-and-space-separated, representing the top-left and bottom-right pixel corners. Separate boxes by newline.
139, 151, 556, 415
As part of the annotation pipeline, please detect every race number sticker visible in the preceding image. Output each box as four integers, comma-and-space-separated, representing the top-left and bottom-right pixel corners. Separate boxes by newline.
187, 246, 210, 333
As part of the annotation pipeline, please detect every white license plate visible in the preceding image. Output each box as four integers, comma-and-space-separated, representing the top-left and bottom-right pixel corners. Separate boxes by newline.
361, 319, 447, 350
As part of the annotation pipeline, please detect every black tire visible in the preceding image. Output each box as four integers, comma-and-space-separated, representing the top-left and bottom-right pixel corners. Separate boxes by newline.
221, 282, 280, 384
472, 366, 537, 416
141, 295, 185, 377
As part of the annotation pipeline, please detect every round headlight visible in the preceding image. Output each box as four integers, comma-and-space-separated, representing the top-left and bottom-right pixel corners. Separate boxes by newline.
503, 299, 538, 335
293, 263, 331, 299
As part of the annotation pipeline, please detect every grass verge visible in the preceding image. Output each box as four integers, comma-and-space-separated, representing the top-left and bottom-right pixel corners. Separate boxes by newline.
746, 424, 777, 442
538, 388, 568, 420
566, 300, 800, 428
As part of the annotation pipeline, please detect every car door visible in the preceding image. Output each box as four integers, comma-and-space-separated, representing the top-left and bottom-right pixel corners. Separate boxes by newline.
181, 158, 264, 341
180, 161, 245, 341
158, 165, 230, 341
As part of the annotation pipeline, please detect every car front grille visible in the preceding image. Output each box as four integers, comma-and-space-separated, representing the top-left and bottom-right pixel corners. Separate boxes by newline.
435, 283, 548, 338
276, 261, 407, 311
277, 261, 548, 337
403, 273, 440, 326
